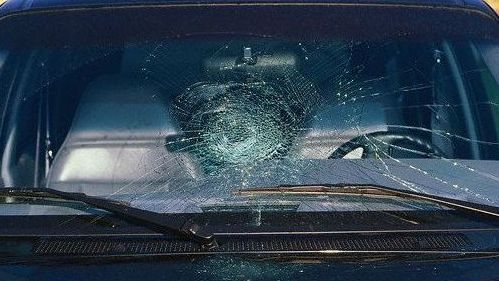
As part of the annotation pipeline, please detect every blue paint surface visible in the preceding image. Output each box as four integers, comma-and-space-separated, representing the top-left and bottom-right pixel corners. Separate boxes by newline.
1, 256, 499, 281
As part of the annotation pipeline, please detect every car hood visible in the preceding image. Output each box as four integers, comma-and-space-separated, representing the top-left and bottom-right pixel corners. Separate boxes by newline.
1, 255, 499, 281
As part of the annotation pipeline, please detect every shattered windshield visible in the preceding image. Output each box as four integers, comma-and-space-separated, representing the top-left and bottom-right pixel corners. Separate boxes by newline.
1, 5, 499, 215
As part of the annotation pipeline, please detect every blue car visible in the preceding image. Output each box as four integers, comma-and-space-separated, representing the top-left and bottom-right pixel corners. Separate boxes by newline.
0, 0, 499, 280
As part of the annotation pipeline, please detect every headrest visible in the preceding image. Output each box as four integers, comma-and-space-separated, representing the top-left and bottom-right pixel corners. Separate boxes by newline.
66, 74, 178, 141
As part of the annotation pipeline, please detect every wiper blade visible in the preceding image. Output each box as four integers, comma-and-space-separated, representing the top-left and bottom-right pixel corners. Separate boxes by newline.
234, 184, 499, 220
234, 185, 392, 196
0, 188, 218, 249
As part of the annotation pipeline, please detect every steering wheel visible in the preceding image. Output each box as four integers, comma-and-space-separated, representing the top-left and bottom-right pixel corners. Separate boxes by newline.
328, 130, 444, 159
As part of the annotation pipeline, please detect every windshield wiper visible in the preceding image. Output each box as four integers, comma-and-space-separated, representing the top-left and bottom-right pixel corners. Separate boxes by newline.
234, 184, 499, 220
0, 188, 218, 249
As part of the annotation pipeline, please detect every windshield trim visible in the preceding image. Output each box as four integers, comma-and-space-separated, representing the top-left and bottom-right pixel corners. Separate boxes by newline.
0, 1, 497, 21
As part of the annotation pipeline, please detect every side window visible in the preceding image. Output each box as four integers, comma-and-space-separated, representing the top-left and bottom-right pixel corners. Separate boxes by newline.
458, 43, 499, 159
0, 48, 122, 188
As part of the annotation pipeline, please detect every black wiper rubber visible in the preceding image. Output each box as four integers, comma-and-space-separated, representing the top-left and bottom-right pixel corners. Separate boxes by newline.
0, 188, 218, 249
235, 183, 499, 220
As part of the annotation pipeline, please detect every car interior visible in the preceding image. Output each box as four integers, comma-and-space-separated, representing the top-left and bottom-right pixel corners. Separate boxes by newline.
1, 38, 498, 194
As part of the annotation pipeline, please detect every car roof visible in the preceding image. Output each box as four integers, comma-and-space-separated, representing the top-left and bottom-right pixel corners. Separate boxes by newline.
0, 0, 497, 19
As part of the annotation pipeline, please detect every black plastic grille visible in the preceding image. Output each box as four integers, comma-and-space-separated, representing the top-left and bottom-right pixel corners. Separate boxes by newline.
33, 232, 472, 256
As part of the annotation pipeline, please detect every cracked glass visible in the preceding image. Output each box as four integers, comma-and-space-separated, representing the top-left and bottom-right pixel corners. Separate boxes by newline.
0, 5, 499, 218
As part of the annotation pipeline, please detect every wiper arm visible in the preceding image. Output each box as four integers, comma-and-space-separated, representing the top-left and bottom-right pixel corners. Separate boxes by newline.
0, 188, 218, 249
234, 184, 499, 220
